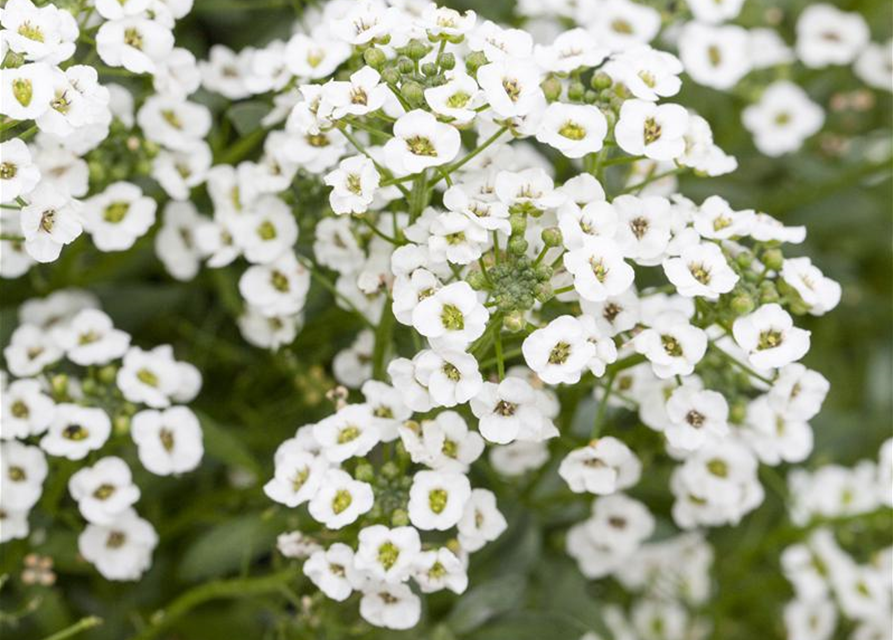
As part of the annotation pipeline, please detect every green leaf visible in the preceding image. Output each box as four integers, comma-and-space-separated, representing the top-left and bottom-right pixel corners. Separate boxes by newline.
178, 513, 281, 582
446, 573, 528, 635
196, 411, 262, 477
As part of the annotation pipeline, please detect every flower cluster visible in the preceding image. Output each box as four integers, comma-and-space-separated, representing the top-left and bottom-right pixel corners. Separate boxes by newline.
781, 440, 892, 640
1, 289, 203, 580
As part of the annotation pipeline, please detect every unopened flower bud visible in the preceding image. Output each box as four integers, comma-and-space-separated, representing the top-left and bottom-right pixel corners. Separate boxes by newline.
439, 52, 456, 70
113, 414, 131, 436
381, 461, 400, 479
510, 213, 527, 235
759, 281, 780, 303
391, 509, 410, 527
508, 236, 528, 256
503, 311, 526, 332
591, 71, 612, 91
730, 292, 755, 316
422, 62, 437, 76
381, 67, 400, 85
401, 81, 425, 106
363, 47, 387, 70
397, 57, 414, 74
541, 227, 562, 247
568, 81, 586, 101
465, 51, 488, 74
541, 76, 562, 102
406, 39, 430, 61
467, 270, 488, 290
761, 248, 784, 271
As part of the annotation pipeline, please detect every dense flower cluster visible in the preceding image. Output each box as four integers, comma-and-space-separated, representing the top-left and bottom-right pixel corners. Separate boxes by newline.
0, 0, 889, 637
1, 289, 203, 580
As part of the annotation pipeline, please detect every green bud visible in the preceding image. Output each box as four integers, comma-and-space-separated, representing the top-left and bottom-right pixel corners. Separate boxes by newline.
354, 462, 375, 483
534, 264, 553, 280
113, 414, 131, 436
465, 51, 488, 74
591, 71, 612, 91
467, 270, 488, 290
584, 90, 599, 104
510, 214, 527, 235
762, 248, 784, 271
568, 81, 585, 101
503, 311, 526, 332
759, 281, 781, 304
541, 227, 562, 247
729, 400, 747, 425
381, 461, 400, 479
439, 52, 456, 70
363, 47, 387, 70
381, 67, 400, 85
541, 76, 562, 102
735, 251, 754, 269
98, 365, 118, 385
397, 57, 414, 74
422, 62, 437, 76
534, 283, 553, 303
406, 39, 431, 61
81, 378, 98, 395
391, 508, 410, 527
508, 237, 528, 256
401, 81, 425, 106
730, 292, 755, 316
50, 374, 68, 398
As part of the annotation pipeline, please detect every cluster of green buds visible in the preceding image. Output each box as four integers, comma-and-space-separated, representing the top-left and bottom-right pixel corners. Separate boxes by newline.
363, 38, 458, 109
86, 118, 158, 188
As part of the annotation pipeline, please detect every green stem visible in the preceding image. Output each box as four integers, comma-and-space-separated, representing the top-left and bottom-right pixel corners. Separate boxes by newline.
493, 320, 505, 380
409, 171, 429, 221
591, 371, 617, 439
296, 255, 374, 328
358, 215, 403, 245
40, 617, 103, 640
437, 125, 509, 181
618, 167, 684, 195
710, 343, 773, 385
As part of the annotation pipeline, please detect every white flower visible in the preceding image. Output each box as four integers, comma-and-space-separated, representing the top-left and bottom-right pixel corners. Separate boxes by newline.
427, 210, 489, 265
361, 380, 411, 442
796, 4, 870, 68
663, 242, 739, 300
324, 155, 381, 215
489, 440, 550, 476
277, 531, 321, 560
308, 469, 375, 529
692, 195, 754, 240
131, 406, 203, 475
0, 139, 41, 203
232, 196, 298, 265
769, 364, 829, 422
559, 437, 641, 494
359, 582, 422, 630
0, 506, 30, 543
534, 28, 609, 73
78, 509, 158, 581
238, 252, 311, 318
20, 183, 83, 263
82, 181, 156, 252
96, 17, 175, 75
732, 303, 811, 369
1, 441, 48, 510
615, 100, 689, 161
383, 110, 461, 175
414, 547, 468, 594
355, 525, 421, 583
0, 62, 55, 121
284, 31, 351, 80
603, 46, 683, 101
686, 0, 746, 24
1, 378, 54, 440
304, 543, 365, 601
94, 0, 152, 21
457, 488, 507, 552
679, 114, 738, 177
399, 411, 484, 472
412, 348, 483, 408
634, 313, 708, 379
564, 236, 635, 302
313, 404, 379, 463
468, 20, 533, 61
152, 143, 212, 201
585, 493, 655, 553
522, 315, 596, 385
50, 308, 130, 366
678, 23, 752, 91
665, 386, 730, 451
613, 194, 672, 263
4, 324, 63, 376
330, 1, 398, 46
855, 40, 893, 92
263, 443, 328, 508
411, 281, 488, 350
743, 395, 813, 465
1, 0, 78, 64
136, 95, 212, 151
495, 168, 565, 215
155, 201, 204, 281
421, 5, 477, 37
477, 60, 544, 119
742, 81, 825, 157
408, 470, 472, 531
117, 345, 201, 408
580, 289, 640, 337
69, 457, 141, 525
424, 74, 483, 124
784, 598, 837, 640
583, 0, 661, 51
536, 103, 608, 159
324, 66, 390, 120
40, 404, 111, 461
781, 257, 841, 316
37, 65, 109, 138
470, 377, 548, 444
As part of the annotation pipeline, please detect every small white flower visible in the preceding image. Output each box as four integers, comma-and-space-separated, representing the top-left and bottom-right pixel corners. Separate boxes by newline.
4, 323, 63, 376
96, 17, 175, 75
40, 404, 111, 461
665, 386, 730, 451
1, 0, 78, 64
613, 194, 672, 263
603, 46, 683, 101
559, 437, 641, 494
495, 168, 565, 215
1, 378, 54, 440
285, 31, 351, 80
308, 468, 375, 529
355, 524, 421, 583
412, 348, 483, 408
427, 210, 490, 265
1, 441, 48, 510
50, 308, 130, 366
324, 155, 381, 215
564, 236, 635, 302
238, 252, 311, 318
523, 315, 596, 385
732, 303, 811, 369
408, 470, 472, 531
457, 488, 507, 552
470, 377, 548, 444
20, 183, 83, 263
313, 404, 380, 463
634, 313, 708, 379
663, 242, 739, 300
324, 66, 390, 120
477, 60, 544, 119
534, 28, 609, 73
743, 395, 813, 465
615, 100, 689, 161
232, 196, 298, 265
536, 103, 608, 159
383, 110, 461, 175
78, 508, 158, 581
69, 457, 141, 525
263, 443, 328, 508
412, 281, 488, 350
359, 581, 422, 630
781, 257, 841, 316
425, 74, 483, 124
678, 23, 752, 91
136, 95, 212, 151
0, 62, 55, 120
414, 547, 468, 594
131, 406, 203, 475
117, 345, 200, 409
82, 181, 156, 252
742, 81, 825, 157
692, 195, 754, 240
769, 364, 829, 422
0, 139, 41, 203
796, 4, 869, 68
304, 543, 365, 601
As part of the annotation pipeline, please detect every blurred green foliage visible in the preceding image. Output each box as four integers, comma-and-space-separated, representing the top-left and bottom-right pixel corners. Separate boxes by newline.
1, 0, 891, 639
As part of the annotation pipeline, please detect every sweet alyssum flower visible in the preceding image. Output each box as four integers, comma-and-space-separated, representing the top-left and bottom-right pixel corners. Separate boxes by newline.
564, 236, 635, 302
411, 281, 488, 350
308, 468, 375, 529
0, 139, 41, 204
20, 183, 83, 263
50, 308, 130, 366
634, 312, 708, 379
664, 386, 730, 451
559, 437, 641, 495
355, 524, 421, 584
82, 181, 156, 252
40, 404, 112, 461
68, 457, 141, 525
732, 303, 811, 370
1, 378, 54, 440
662, 242, 739, 300
615, 99, 688, 161
78, 509, 158, 581
470, 377, 548, 444
383, 110, 460, 175
742, 81, 825, 157
324, 155, 381, 215
131, 406, 204, 476
96, 17, 175, 75
407, 470, 471, 531
536, 103, 608, 159
522, 315, 596, 385
0, 63, 55, 121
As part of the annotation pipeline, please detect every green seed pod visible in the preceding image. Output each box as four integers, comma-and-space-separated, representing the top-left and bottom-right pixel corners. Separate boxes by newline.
591, 71, 612, 91
541, 227, 563, 247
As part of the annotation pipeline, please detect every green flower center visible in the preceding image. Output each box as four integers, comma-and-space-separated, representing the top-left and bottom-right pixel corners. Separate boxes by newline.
337, 426, 360, 444
378, 541, 400, 570
160, 428, 175, 452
757, 329, 783, 351
442, 362, 461, 381
63, 424, 89, 441
18, 22, 45, 42
8, 466, 26, 482
270, 270, 290, 292
93, 484, 117, 500
440, 304, 465, 331
104, 201, 130, 224
707, 458, 728, 478
548, 341, 571, 365
446, 91, 471, 109
257, 220, 277, 241
106, 531, 127, 549
428, 488, 448, 514
332, 489, 353, 514
590, 257, 609, 283
643, 118, 662, 145
137, 368, 159, 387
689, 263, 711, 285
11, 400, 29, 419
0, 162, 17, 180
661, 335, 683, 357
161, 109, 182, 130
12, 78, 33, 107
124, 27, 143, 50
406, 135, 437, 157
558, 121, 587, 141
